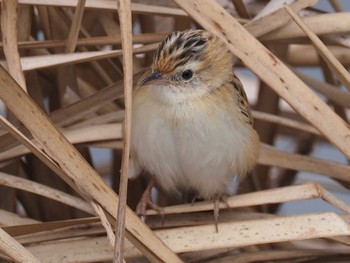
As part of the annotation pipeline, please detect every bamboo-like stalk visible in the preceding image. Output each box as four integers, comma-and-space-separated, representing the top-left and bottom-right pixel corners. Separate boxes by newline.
154, 212, 350, 252
19, 44, 157, 71
0, 33, 167, 50
294, 70, 350, 108
0, 228, 40, 262
231, 0, 250, 18
287, 45, 350, 66
262, 12, 350, 41
0, 123, 123, 161
0, 209, 39, 226
18, 0, 188, 16
65, 0, 86, 53
114, 0, 133, 261
145, 182, 350, 216
252, 110, 319, 135
284, 5, 350, 92
244, 0, 317, 38
0, 172, 93, 214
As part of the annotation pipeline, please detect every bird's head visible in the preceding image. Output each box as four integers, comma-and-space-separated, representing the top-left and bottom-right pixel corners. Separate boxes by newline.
138, 30, 233, 103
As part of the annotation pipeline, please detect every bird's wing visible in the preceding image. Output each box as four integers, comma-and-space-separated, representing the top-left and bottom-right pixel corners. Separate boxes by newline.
230, 73, 254, 126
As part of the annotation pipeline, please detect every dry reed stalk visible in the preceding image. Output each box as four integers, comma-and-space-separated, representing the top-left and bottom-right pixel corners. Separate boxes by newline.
262, 12, 350, 41
0, 228, 40, 262
0, 172, 93, 214
0, 123, 123, 161
1, 0, 27, 91
4, 33, 167, 50
15, 43, 158, 71
18, 0, 188, 16
284, 5, 350, 92
286, 44, 350, 66
244, 0, 317, 38
114, 0, 133, 261
0, 209, 39, 226
145, 182, 350, 216
91, 201, 115, 247
294, 70, 350, 108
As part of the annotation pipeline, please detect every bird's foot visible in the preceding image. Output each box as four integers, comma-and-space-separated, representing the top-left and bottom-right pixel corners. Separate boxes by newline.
136, 178, 164, 224
191, 194, 202, 205
213, 193, 230, 233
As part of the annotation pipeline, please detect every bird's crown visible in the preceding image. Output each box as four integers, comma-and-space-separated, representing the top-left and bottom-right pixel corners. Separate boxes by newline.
152, 30, 215, 74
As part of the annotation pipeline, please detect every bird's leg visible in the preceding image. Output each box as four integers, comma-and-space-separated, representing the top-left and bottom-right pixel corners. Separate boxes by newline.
191, 194, 201, 205
213, 193, 230, 233
136, 177, 164, 223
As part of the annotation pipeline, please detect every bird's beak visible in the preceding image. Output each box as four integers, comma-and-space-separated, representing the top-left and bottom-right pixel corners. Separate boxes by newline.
139, 71, 166, 86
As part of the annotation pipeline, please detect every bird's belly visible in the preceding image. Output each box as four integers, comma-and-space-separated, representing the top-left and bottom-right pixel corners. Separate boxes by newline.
174, 117, 244, 198
132, 101, 249, 198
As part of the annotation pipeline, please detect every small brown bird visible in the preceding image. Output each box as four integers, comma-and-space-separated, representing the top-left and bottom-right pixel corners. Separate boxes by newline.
129, 29, 259, 231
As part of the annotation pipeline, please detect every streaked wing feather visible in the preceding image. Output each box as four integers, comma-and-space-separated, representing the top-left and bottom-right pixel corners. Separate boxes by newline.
231, 73, 254, 126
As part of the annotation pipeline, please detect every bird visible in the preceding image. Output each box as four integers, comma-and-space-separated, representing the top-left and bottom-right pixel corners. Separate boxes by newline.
129, 29, 259, 231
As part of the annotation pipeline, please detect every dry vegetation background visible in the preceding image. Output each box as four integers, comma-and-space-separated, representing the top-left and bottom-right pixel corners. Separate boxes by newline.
0, 0, 350, 262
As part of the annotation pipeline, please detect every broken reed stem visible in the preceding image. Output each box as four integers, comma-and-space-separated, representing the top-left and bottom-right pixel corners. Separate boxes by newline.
91, 201, 115, 247
114, 0, 133, 262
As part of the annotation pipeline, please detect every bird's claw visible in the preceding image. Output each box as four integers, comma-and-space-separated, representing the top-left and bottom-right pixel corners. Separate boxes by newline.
136, 198, 165, 224
136, 179, 165, 224
213, 194, 230, 233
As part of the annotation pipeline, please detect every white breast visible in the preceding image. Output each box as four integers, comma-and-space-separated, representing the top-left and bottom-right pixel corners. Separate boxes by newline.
130, 89, 257, 199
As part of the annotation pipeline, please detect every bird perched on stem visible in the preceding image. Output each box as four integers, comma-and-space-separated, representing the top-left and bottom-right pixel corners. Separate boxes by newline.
129, 29, 259, 232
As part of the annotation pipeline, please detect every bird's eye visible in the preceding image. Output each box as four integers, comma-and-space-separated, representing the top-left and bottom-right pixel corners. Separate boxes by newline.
181, 70, 193, 80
